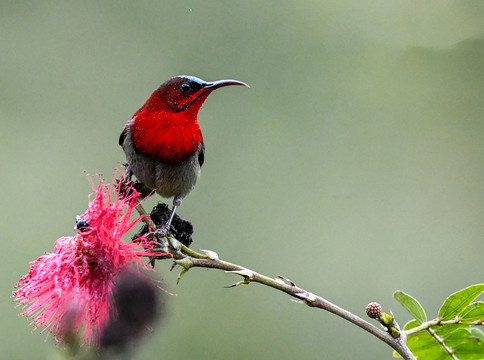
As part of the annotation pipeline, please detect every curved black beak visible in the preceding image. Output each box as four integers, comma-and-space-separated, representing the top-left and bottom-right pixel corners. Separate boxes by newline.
203, 79, 250, 90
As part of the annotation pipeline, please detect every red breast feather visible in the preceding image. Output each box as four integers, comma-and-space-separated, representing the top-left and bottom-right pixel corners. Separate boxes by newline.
130, 108, 203, 164
128, 89, 206, 165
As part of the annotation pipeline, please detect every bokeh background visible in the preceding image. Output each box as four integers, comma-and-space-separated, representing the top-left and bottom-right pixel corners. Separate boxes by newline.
2, 1, 484, 359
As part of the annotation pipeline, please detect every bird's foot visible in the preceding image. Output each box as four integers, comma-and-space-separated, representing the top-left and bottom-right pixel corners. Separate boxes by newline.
153, 223, 171, 237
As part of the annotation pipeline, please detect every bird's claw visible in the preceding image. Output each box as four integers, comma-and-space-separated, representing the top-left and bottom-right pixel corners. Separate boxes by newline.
154, 224, 170, 237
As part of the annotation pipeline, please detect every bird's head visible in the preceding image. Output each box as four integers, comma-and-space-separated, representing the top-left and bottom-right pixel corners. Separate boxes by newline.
152, 75, 248, 116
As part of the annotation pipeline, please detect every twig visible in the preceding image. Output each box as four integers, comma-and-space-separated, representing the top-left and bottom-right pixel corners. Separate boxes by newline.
134, 200, 416, 359
405, 318, 484, 336
172, 241, 415, 359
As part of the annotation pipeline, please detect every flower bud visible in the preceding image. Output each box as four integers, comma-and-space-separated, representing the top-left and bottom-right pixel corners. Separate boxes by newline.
366, 302, 382, 319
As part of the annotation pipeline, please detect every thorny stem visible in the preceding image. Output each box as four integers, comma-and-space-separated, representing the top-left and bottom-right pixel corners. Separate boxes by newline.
174, 243, 415, 360
134, 201, 416, 360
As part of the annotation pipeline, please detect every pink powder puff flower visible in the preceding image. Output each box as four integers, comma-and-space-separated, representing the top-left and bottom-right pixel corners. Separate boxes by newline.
13, 176, 164, 345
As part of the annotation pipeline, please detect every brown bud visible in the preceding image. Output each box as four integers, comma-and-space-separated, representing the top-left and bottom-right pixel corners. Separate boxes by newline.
366, 302, 382, 319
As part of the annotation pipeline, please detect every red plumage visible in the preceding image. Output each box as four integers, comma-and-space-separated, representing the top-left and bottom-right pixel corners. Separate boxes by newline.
130, 106, 203, 164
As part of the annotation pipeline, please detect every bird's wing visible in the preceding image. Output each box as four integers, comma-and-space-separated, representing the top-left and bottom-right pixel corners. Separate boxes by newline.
119, 118, 135, 146
198, 142, 205, 168
119, 127, 128, 146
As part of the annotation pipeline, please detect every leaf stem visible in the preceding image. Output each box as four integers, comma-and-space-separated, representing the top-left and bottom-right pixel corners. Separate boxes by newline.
405, 318, 484, 336
427, 327, 457, 360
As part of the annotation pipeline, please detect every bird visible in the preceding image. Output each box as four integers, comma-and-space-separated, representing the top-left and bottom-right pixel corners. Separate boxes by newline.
119, 75, 249, 234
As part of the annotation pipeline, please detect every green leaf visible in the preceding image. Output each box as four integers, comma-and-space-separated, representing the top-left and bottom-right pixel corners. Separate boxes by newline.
406, 330, 437, 350
407, 333, 447, 360
394, 290, 427, 323
444, 328, 471, 348
454, 339, 484, 359
413, 349, 448, 360
469, 328, 484, 343
403, 319, 422, 331
445, 328, 471, 339
439, 284, 484, 320
460, 302, 484, 322
435, 323, 469, 338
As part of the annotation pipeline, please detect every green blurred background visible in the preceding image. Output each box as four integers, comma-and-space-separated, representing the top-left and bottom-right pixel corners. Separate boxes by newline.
2, 1, 484, 358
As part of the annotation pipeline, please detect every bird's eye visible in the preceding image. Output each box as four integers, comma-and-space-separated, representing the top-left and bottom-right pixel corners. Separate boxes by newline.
180, 83, 192, 93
